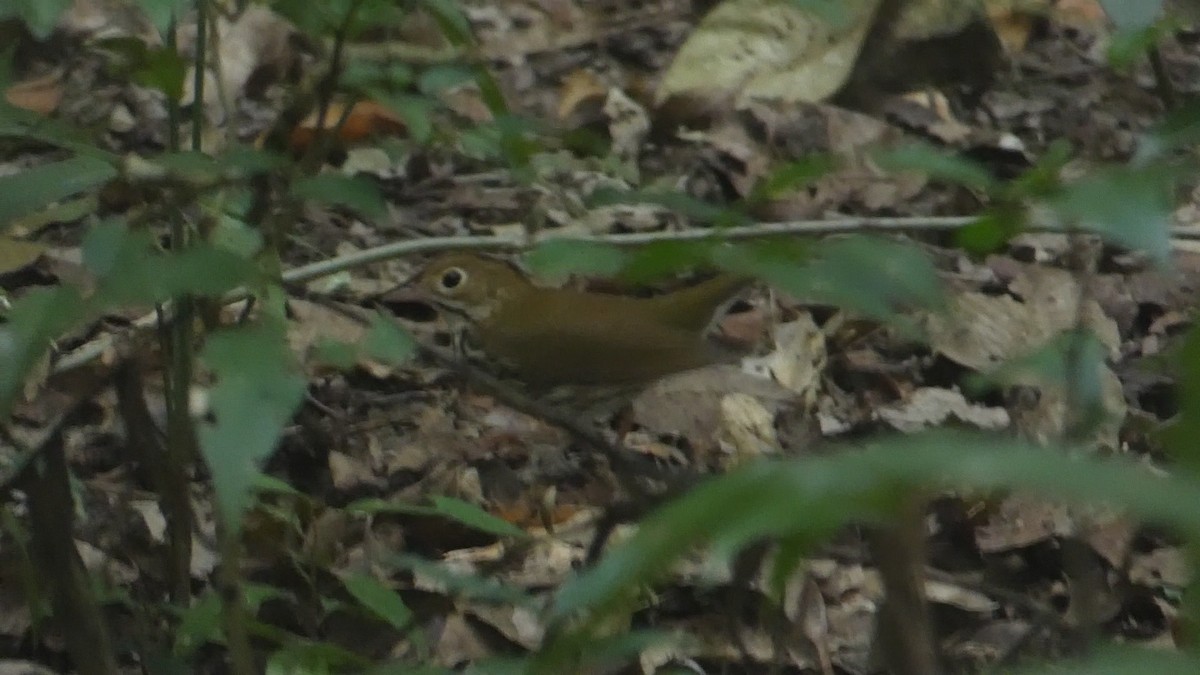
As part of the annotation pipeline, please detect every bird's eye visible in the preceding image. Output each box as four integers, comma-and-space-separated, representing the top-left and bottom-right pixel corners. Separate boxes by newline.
438, 267, 467, 291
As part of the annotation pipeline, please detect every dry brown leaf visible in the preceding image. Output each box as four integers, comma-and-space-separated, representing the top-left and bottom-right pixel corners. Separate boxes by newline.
923, 267, 1120, 371
743, 313, 826, 408
986, 6, 1037, 52
328, 450, 384, 491
432, 613, 495, 666
976, 494, 1073, 552
1055, 0, 1111, 29
1130, 547, 1191, 587
631, 364, 795, 460
286, 100, 408, 154
3, 72, 64, 115
603, 88, 651, 162
557, 69, 607, 121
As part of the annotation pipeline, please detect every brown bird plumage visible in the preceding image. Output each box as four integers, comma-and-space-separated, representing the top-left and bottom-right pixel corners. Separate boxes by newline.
404, 252, 750, 387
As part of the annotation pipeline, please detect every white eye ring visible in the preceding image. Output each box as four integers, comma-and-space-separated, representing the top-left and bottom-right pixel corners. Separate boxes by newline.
438, 266, 468, 292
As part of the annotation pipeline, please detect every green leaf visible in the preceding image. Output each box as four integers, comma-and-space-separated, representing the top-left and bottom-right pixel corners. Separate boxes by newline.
0, 104, 115, 157
417, 64, 477, 95
414, 0, 474, 44
955, 210, 1022, 254
219, 145, 286, 176
198, 322, 306, 530
137, 0, 186, 36
1009, 140, 1072, 199
1107, 23, 1166, 68
211, 214, 264, 258
811, 236, 943, 317
875, 143, 997, 192
377, 92, 436, 144
752, 155, 837, 200
0, 286, 86, 417
968, 329, 1112, 434
272, 0, 354, 35
312, 338, 358, 369
787, 0, 855, 27
7, 0, 72, 39
523, 240, 628, 279
0, 155, 116, 228
175, 584, 287, 655
1098, 0, 1164, 30
620, 240, 721, 284
430, 496, 528, 538
0, 236, 45, 274
1011, 645, 1197, 675
290, 174, 386, 220
975, 329, 1108, 390
363, 314, 417, 366
386, 553, 532, 605
722, 236, 941, 322
345, 497, 527, 539
82, 222, 161, 304
158, 245, 259, 297
1050, 164, 1174, 264
1138, 100, 1200, 161
341, 574, 413, 629
552, 431, 1200, 619
267, 642, 368, 674
586, 188, 746, 226
253, 474, 304, 497
133, 45, 187, 101
344, 0, 404, 37
343, 60, 415, 91
174, 590, 222, 655
83, 222, 255, 305
1164, 324, 1200, 477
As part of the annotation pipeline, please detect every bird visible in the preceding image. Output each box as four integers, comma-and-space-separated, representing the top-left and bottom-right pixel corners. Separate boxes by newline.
390, 251, 753, 420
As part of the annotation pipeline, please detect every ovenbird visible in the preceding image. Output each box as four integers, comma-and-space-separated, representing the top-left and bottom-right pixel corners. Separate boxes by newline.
393, 252, 751, 418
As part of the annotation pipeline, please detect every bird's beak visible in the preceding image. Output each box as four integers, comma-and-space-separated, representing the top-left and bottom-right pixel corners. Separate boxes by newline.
376, 285, 440, 324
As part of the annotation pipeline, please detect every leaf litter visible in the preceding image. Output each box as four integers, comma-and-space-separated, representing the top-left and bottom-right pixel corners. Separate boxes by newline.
4, 0, 1200, 671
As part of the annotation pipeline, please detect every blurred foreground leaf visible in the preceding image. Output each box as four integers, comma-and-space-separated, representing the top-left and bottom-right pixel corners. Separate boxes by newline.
0, 286, 86, 416
198, 323, 306, 530
552, 431, 1200, 619
0, 155, 116, 228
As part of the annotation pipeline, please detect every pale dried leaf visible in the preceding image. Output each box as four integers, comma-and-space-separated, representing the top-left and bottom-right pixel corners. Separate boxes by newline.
603, 88, 651, 164
876, 387, 1010, 432
925, 579, 999, 613
656, 0, 881, 108
743, 313, 826, 407
632, 364, 795, 458
718, 393, 780, 467
329, 450, 384, 491
1130, 548, 1191, 587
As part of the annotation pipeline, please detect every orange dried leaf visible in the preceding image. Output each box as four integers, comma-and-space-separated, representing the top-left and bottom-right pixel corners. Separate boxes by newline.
557, 69, 606, 121
287, 99, 408, 153
4, 71, 64, 115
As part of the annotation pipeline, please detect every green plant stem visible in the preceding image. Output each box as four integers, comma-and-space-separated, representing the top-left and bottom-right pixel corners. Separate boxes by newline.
216, 523, 255, 675
20, 435, 119, 675
161, 6, 199, 605
191, 0, 208, 150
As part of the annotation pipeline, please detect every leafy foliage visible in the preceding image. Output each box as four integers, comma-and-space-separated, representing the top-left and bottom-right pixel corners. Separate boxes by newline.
2, 0, 1200, 673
